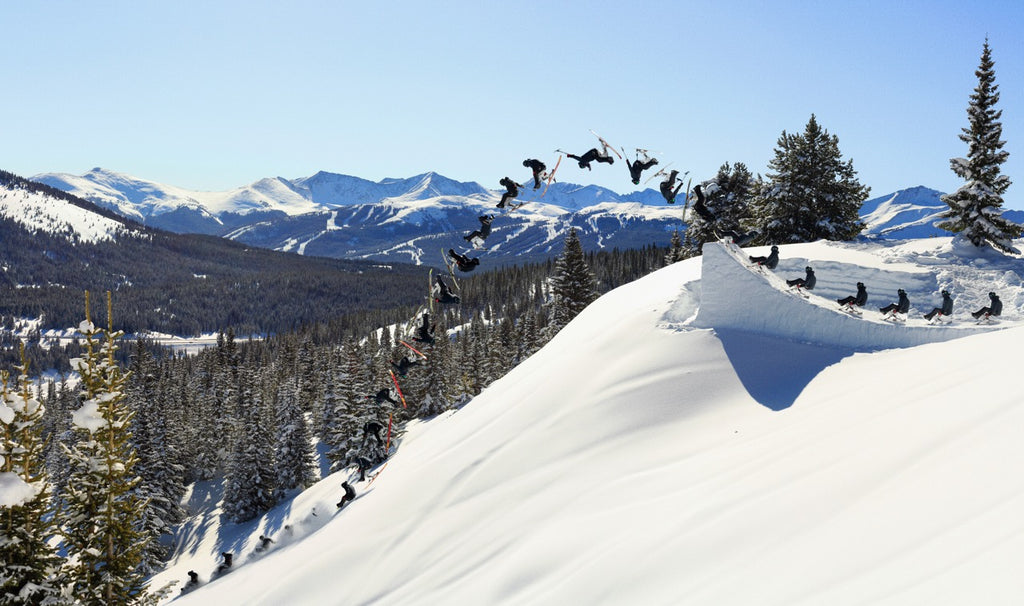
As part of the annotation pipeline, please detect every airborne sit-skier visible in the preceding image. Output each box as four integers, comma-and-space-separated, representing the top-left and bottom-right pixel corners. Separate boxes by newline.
566, 147, 615, 171
786, 266, 816, 290
923, 290, 954, 321
367, 389, 398, 406
837, 282, 868, 309
523, 159, 547, 189
690, 183, 717, 223
659, 170, 686, 204
464, 214, 494, 244
971, 291, 1002, 320
497, 178, 523, 209
391, 356, 420, 377
879, 289, 910, 316
412, 312, 436, 345
448, 248, 480, 272
434, 275, 461, 305
625, 151, 658, 185
748, 245, 779, 270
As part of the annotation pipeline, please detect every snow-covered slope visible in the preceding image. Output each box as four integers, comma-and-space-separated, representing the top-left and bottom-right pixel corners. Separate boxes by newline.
0, 182, 137, 243
165, 237, 1024, 605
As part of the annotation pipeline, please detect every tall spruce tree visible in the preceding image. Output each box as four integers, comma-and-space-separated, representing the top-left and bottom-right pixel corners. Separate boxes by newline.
0, 347, 63, 605
548, 228, 599, 332
273, 377, 317, 499
752, 114, 869, 243
935, 39, 1021, 253
221, 368, 276, 523
61, 292, 149, 605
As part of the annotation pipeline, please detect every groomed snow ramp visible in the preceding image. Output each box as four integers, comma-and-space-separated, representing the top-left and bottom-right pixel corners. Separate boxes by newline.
694, 241, 997, 350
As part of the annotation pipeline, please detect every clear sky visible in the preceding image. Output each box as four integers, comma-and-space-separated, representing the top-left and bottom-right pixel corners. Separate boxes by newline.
4, 1, 1023, 207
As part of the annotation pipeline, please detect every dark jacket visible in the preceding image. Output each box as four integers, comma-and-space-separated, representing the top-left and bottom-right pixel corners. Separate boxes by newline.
939, 292, 954, 315
787, 267, 816, 290
895, 290, 910, 313
749, 246, 779, 269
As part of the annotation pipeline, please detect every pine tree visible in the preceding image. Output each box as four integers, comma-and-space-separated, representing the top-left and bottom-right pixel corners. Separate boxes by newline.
324, 340, 366, 472
221, 368, 276, 523
61, 292, 149, 604
664, 229, 685, 264
273, 377, 317, 499
752, 114, 869, 243
126, 343, 184, 575
0, 345, 63, 605
935, 39, 1021, 253
548, 228, 599, 332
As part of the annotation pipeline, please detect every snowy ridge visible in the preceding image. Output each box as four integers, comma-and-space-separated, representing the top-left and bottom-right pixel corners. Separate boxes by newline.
695, 241, 998, 349
0, 184, 135, 243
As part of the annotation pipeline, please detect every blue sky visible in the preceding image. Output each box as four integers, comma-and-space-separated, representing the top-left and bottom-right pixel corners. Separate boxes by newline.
4, 0, 1023, 207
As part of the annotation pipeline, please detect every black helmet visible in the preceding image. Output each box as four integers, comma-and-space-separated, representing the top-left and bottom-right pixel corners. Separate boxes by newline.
857, 282, 864, 287
771, 245, 779, 251
805, 266, 813, 272
989, 291, 996, 297
522, 159, 530, 167
898, 289, 905, 294
942, 289, 950, 296
632, 179, 640, 185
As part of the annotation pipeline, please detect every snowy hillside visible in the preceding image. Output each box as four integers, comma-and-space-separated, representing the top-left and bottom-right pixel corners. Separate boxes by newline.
162, 236, 1024, 605
0, 182, 137, 243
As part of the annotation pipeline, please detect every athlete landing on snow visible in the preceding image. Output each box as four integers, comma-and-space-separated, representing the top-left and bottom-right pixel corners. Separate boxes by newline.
336, 481, 356, 509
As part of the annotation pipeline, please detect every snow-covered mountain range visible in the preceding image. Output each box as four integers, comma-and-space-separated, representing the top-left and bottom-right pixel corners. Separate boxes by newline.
160, 236, 1024, 604
35, 168, 1008, 264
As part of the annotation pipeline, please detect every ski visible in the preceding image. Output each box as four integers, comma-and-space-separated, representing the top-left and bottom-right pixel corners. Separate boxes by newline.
399, 340, 427, 360
589, 129, 623, 159
539, 154, 562, 198
643, 164, 680, 185
387, 368, 407, 407
442, 247, 460, 290
427, 268, 435, 315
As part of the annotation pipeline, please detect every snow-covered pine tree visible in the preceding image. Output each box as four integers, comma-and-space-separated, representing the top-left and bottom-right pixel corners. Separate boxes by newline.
664, 229, 685, 264
221, 368, 276, 523
547, 228, 599, 333
935, 39, 1022, 253
273, 377, 317, 500
61, 292, 150, 605
0, 345, 63, 605
126, 342, 185, 575
416, 315, 458, 417
324, 340, 366, 473
752, 114, 868, 243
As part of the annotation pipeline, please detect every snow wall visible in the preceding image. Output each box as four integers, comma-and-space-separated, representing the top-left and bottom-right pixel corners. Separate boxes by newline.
693, 241, 998, 350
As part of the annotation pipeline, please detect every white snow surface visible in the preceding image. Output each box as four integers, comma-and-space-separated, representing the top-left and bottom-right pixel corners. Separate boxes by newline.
0, 185, 133, 243
167, 238, 1024, 605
